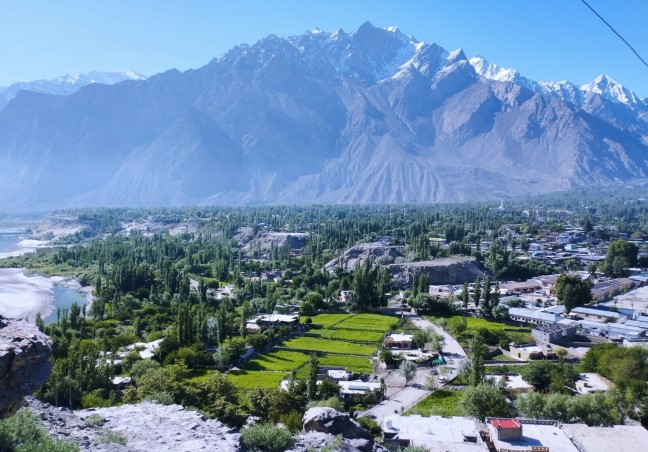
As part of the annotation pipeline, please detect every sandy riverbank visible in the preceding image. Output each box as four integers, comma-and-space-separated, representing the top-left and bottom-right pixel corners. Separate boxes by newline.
0, 239, 49, 259
0, 269, 94, 322
0, 268, 54, 321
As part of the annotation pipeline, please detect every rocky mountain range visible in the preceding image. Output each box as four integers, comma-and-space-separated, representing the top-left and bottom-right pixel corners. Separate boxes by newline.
0, 70, 146, 111
1, 22, 647, 209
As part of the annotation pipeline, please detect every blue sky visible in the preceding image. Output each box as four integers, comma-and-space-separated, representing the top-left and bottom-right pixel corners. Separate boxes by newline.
2, 0, 648, 96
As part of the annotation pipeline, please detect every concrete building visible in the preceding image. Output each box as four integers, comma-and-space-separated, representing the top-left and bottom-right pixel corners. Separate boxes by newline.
485, 374, 534, 398
577, 320, 645, 340
508, 344, 545, 360
562, 423, 648, 452
383, 332, 414, 350
382, 415, 485, 451
486, 418, 579, 452
508, 307, 562, 325
569, 306, 628, 323
532, 322, 578, 344
575, 373, 614, 394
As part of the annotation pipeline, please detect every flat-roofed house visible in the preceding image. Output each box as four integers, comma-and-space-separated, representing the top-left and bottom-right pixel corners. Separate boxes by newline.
384, 332, 414, 350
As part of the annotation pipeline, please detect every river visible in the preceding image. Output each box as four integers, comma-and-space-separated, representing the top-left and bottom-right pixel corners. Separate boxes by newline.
44, 285, 88, 325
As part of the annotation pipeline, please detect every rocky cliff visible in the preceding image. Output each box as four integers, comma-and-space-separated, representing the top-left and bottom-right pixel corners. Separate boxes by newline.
387, 256, 484, 288
0, 316, 52, 418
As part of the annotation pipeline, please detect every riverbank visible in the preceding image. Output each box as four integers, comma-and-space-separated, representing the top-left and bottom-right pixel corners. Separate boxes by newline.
0, 268, 93, 322
0, 239, 49, 259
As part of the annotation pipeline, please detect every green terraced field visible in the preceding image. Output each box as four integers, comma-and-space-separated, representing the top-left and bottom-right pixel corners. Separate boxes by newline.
300, 313, 353, 328
245, 350, 311, 371
313, 328, 384, 343
335, 314, 398, 332
404, 389, 462, 417
282, 337, 376, 356
317, 354, 374, 373
227, 370, 288, 390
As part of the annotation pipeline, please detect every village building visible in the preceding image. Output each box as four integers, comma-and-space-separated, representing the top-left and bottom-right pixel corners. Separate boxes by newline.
531, 322, 578, 344
508, 343, 545, 361
485, 374, 533, 398
508, 307, 562, 326
382, 415, 484, 451
568, 306, 628, 323
486, 418, 579, 452
383, 332, 414, 350
575, 373, 614, 394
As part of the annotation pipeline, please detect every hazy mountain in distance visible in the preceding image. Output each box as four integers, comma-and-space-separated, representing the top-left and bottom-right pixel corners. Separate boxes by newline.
0, 70, 147, 111
1, 22, 647, 209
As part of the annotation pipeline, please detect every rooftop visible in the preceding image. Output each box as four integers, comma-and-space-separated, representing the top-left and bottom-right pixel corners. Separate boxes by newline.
385, 333, 413, 342
570, 307, 623, 319
487, 419, 579, 452
575, 373, 614, 394
383, 415, 484, 451
486, 374, 534, 391
563, 423, 648, 452
508, 307, 561, 322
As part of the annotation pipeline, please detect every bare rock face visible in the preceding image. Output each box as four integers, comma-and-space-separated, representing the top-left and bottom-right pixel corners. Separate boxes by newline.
303, 408, 372, 447
387, 256, 484, 288
28, 399, 242, 451
0, 316, 52, 418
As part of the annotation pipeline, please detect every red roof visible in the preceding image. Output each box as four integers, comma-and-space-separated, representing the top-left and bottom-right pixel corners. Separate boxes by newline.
491, 419, 521, 429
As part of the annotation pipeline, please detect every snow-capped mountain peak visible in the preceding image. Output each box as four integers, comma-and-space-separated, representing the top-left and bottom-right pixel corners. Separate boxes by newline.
581, 74, 641, 107
469, 55, 526, 85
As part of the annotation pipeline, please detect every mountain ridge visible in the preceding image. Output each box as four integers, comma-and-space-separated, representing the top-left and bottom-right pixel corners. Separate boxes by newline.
1, 22, 647, 208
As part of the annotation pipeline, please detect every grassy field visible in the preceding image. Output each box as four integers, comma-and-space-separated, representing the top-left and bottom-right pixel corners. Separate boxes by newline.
404, 389, 462, 417
282, 337, 377, 356
335, 313, 398, 332
312, 328, 384, 343
429, 315, 533, 345
300, 313, 353, 328
245, 350, 311, 371
227, 370, 288, 390
317, 355, 373, 373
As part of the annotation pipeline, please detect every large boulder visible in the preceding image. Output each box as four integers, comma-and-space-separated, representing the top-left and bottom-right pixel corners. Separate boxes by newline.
302, 407, 372, 441
0, 316, 52, 418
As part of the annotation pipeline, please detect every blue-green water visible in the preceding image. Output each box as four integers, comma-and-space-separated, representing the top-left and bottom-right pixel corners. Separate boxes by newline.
44, 285, 87, 325
0, 237, 17, 252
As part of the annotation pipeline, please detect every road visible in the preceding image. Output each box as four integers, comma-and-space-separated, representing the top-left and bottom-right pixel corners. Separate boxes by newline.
360, 314, 468, 423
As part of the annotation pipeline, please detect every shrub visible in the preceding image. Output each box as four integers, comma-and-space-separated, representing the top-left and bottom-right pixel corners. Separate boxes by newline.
357, 417, 382, 437
84, 415, 105, 427
97, 431, 128, 445
0, 409, 78, 452
241, 423, 294, 452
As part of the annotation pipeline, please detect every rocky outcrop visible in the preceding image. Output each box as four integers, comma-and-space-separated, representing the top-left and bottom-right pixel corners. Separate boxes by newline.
302, 408, 373, 451
0, 316, 52, 418
324, 242, 404, 272
289, 431, 388, 452
387, 256, 485, 288
28, 399, 241, 451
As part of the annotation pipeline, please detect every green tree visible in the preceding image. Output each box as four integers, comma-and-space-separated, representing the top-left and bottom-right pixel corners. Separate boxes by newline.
307, 353, 319, 401
400, 360, 418, 386
603, 239, 638, 277
555, 274, 592, 313
459, 383, 509, 421
473, 276, 481, 307
461, 281, 469, 309
469, 335, 486, 387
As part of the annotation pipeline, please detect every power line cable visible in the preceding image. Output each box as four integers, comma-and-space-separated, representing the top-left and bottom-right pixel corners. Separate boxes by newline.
579, 0, 648, 69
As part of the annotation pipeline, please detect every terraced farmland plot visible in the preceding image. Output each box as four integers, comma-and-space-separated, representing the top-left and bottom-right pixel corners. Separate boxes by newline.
227, 370, 287, 390
318, 354, 373, 373
313, 328, 384, 343
335, 314, 398, 332
300, 313, 352, 328
282, 337, 376, 356
245, 350, 310, 371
